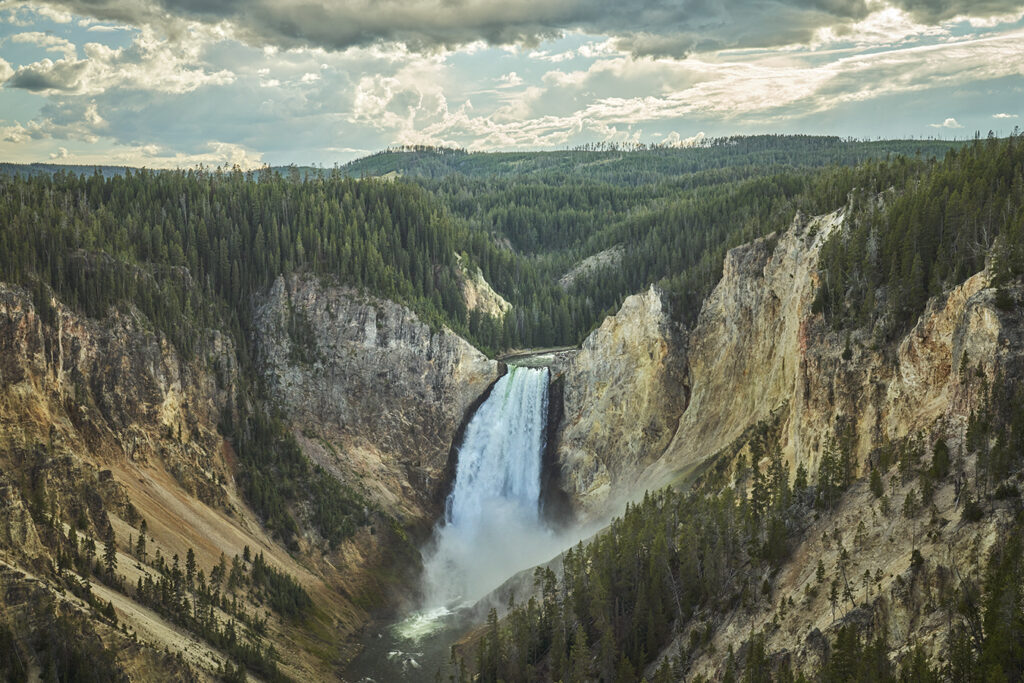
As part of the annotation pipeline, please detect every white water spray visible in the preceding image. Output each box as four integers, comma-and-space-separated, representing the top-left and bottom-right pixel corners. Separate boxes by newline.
422, 365, 556, 608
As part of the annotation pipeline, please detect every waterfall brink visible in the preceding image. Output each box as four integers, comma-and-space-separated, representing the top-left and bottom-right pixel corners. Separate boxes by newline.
422, 366, 552, 608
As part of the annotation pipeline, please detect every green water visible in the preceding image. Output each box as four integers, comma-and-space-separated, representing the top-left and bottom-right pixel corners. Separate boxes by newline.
343, 606, 471, 681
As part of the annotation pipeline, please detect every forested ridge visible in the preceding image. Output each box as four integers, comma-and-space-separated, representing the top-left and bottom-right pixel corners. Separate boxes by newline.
0, 136, 965, 356
815, 134, 1024, 338
338, 136, 965, 184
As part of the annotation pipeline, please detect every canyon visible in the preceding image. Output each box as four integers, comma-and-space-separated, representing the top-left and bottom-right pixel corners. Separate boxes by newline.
0, 188, 1020, 680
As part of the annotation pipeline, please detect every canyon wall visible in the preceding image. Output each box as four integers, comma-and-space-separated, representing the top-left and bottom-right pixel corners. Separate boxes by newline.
553, 285, 688, 516
253, 275, 501, 523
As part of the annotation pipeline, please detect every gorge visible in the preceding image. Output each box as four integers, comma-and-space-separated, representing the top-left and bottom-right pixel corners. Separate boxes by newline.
0, 135, 1021, 681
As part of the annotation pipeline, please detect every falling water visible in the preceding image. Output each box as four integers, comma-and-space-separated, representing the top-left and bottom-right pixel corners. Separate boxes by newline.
421, 365, 552, 608
345, 364, 603, 680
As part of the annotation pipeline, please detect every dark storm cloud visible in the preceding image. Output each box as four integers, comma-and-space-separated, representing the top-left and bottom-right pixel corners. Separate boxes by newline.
20, 0, 1024, 56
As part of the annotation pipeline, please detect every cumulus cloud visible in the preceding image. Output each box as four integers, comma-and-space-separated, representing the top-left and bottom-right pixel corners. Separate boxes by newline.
6, 57, 89, 91
1, 1, 73, 25
134, 140, 263, 168
993, 112, 1019, 118
1, 100, 106, 142
10, 31, 77, 59
4, 26, 234, 94
930, 117, 964, 128
497, 71, 523, 87
662, 130, 706, 147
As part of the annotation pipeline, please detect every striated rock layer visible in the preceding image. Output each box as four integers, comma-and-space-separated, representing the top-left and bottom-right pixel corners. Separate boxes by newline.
0, 283, 358, 680
553, 203, 1018, 510
549, 201, 1024, 679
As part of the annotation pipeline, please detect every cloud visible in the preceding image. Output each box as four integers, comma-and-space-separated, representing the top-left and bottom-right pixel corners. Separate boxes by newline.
2, 0, 1021, 166
4, 26, 235, 95
26, 0, 1024, 58
930, 116, 964, 128
497, 71, 523, 87
2, 137, 263, 168
887, 0, 1024, 23
399, 29, 1024, 149
1, 2, 73, 25
662, 131, 706, 147
1, 100, 106, 142
993, 112, 1019, 118
6, 57, 89, 91
135, 140, 263, 168
10, 31, 77, 59
0, 0, 913, 57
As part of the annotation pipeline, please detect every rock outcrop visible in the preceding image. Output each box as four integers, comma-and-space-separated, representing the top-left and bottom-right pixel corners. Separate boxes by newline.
254, 275, 501, 522
637, 205, 1015, 491
554, 285, 688, 516
559, 244, 625, 290
457, 254, 512, 318
639, 209, 844, 485
546, 203, 1024, 680
0, 273, 510, 679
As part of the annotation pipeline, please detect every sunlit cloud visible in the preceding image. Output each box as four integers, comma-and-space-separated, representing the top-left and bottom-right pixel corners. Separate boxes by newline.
0, 0, 1022, 165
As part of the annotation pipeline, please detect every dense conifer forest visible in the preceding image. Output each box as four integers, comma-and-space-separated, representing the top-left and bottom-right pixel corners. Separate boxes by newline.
814, 134, 1024, 337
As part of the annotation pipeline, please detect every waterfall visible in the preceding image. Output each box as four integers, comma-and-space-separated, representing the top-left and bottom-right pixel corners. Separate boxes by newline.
422, 365, 553, 608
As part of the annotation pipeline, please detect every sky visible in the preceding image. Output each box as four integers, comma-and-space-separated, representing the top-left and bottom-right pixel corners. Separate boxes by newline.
0, 0, 1021, 168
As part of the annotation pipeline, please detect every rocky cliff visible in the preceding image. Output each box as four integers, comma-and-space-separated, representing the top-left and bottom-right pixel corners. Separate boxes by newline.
637, 205, 1013, 491
0, 283, 362, 679
0, 273, 505, 680
553, 285, 688, 517
546, 202, 1024, 679
254, 275, 501, 525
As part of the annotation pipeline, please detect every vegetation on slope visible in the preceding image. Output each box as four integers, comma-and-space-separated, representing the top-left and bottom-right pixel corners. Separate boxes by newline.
815, 133, 1024, 337
340, 137, 964, 184
455, 374, 1024, 682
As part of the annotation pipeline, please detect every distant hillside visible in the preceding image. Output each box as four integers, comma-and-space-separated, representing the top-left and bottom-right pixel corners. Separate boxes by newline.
339, 136, 967, 184
0, 162, 136, 179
